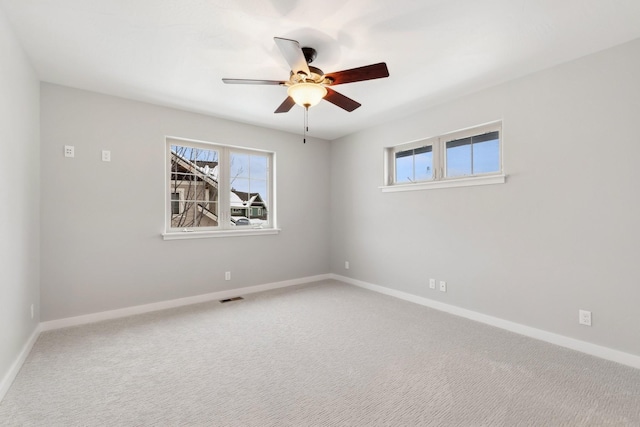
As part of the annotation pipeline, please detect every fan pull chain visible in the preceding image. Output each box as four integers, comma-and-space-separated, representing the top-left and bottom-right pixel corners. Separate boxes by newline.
303, 106, 309, 144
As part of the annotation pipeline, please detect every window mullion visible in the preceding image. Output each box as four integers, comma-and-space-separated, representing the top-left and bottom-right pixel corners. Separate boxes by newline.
267, 154, 274, 228
436, 138, 442, 181
470, 137, 474, 175
219, 147, 230, 230
386, 149, 393, 186
411, 149, 416, 182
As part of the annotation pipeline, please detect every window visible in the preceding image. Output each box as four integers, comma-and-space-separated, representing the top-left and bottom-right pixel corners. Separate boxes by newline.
395, 145, 433, 183
383, 122, 504, 192
445, 131, 500, 178
165, 138, 276, 239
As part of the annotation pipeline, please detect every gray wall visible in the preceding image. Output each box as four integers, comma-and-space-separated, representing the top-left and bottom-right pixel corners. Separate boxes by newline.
330, 38, 640, 357
0, 8, 40, 382
40, 84, 331, 320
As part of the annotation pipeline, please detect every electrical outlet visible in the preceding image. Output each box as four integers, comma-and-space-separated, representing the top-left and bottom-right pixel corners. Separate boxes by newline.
345, 261, 350, 270
429, 279, 436, 289
102, 150, 111, 162
225, 271, 231, 281
64, 145, 75, 158
579, 309, 592, 326
439, 281, 447, 292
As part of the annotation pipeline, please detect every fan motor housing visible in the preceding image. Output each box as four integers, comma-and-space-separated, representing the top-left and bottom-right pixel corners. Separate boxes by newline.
302, 47, 317, 64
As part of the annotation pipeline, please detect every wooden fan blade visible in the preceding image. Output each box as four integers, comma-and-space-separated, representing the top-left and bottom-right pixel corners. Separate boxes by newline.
325, 63, 389, 86
324, 88, 361, 112
274, 96, 296, 113
274, 37, 311, 77
222, 78, 285, 85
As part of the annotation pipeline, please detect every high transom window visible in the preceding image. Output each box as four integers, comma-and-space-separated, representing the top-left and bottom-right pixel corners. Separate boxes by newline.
383, 122, 503, 191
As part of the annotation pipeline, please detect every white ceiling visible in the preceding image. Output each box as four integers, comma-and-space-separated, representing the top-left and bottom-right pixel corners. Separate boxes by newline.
2, 0, 640, 140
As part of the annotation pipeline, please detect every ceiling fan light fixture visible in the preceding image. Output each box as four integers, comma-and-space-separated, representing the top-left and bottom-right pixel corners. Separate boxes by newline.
287, 82, 327, 108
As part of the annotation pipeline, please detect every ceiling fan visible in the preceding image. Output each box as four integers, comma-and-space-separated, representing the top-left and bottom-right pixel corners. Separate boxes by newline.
222, 37, 389, 113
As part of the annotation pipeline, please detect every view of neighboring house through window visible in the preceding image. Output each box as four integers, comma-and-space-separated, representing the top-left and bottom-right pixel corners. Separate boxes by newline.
229, 152, 269, 225
170, 145, 219, 229
167, 138, 273, 233
171, 191, 184, 215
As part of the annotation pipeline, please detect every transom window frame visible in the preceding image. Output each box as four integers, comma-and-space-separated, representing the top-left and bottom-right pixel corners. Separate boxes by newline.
381, 121, 505, 192
163, 136, 279, 240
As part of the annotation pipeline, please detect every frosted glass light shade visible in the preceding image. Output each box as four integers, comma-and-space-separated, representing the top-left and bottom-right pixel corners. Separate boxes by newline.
287, 83, 327, 108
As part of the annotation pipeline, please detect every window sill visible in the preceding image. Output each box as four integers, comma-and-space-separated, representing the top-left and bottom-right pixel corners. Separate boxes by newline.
162, 228, 280, 240
380, 174, 506, 193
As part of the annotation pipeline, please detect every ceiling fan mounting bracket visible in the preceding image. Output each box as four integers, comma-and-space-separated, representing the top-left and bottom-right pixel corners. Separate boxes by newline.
302, 47, 317, 64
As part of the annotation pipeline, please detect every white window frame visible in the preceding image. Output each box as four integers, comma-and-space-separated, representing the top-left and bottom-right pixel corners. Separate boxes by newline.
381, 121, 505, 192
163, 137, 279, 240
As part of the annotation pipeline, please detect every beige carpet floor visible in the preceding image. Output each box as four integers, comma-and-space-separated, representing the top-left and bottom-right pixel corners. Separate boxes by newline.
1, 280, 639, 426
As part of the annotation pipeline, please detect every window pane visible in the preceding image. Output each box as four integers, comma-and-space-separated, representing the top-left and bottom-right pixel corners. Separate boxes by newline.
171, 145, 191, 162
414, 146, 433, 181
446, 137, 472, 177
230, 153, 250, 179
253, 179, 268, 224
395, 152, 413, 183
170, 172, 193, 184
171, 192, 181, 214
230, 152, 269, 226
170, 144, 220, 229
172, 199, 219, 228
250, 155, 268, 180
189, 182, 209, 200
172, 200, 195, 228
192, 149, 218, 170
195, 200, 219, 227
472, 133, 500, 174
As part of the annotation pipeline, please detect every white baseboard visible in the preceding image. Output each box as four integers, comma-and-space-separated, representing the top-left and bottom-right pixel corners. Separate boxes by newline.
0, 325, 40, 403
331, 274, 640, 370
40, 274, 330, 332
